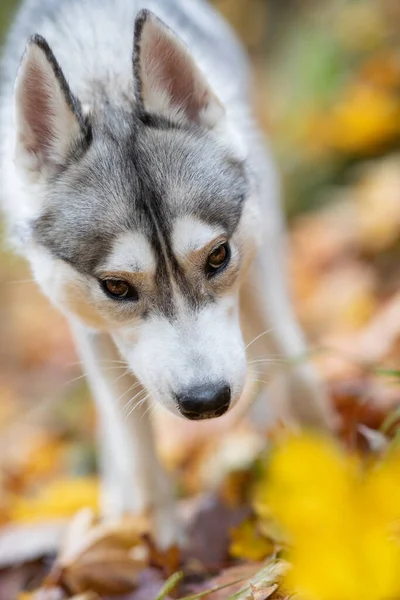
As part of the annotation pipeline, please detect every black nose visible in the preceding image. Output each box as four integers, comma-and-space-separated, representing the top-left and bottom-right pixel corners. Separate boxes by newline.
176, 384, 231, 420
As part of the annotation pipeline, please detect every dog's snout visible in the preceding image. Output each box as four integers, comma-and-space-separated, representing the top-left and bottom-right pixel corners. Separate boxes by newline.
176, 384, 231, 420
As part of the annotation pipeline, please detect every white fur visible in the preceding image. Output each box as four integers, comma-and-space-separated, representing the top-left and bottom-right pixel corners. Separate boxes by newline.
100, 231, 157, 274
1, 0, 335, 550
114, 293, 246, 416
172, 216, 223, 256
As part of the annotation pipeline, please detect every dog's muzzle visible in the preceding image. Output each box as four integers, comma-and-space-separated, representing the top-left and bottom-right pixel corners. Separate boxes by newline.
176, 383, 231, 420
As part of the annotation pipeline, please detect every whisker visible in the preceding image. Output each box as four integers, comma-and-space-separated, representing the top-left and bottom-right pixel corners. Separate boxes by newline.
247, 378, 270, 387
247, 358, 284, 366
125, 391, 149, 419
148, 402, 158, 420
141, 397, 156, 421
115, 381, 142, 408
63, 365, 130, 386
66, 359, 128, 367
110, 369, 130, 385
245, 328, 276, 352
123, 386, 147, 415
8, 278, 37, 284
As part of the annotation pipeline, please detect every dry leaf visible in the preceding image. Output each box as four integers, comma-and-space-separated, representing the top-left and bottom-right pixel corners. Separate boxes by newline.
206, 563, 264, 600
250, 582, 278, 600
207, 560, 288, 600
146, 536, 181, 576
183, 494, 250, 570
46, 510, 150, 595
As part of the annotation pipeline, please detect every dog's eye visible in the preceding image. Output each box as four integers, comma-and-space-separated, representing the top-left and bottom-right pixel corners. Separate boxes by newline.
101, 279, 138, 301
206, 242, 230, 276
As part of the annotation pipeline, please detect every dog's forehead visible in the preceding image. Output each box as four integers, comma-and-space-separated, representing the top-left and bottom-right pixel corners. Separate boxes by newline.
172, 216, 224, 257
33, 117, 246, 273
136, 126, 246, 214
99, 231, 157, 273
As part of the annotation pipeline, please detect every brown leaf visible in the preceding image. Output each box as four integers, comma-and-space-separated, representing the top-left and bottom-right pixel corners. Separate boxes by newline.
205, 563, 264, 600
146, 536, 181, 576
250, 582, 278, 600
61, 549, 144, 596
206, 561, 288, 600
46, 510, 149, 595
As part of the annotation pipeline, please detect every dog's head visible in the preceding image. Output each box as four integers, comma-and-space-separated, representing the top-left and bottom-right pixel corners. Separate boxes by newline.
12, 10, 261, 419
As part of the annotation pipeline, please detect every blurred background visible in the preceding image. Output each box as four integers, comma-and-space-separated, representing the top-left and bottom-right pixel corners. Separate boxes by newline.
2, 0, 400, 524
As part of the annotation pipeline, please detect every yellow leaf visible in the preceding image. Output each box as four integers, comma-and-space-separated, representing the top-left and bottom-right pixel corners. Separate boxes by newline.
264, 433, 400, 600
229, 519, 274, 562
10, 477, 99, 523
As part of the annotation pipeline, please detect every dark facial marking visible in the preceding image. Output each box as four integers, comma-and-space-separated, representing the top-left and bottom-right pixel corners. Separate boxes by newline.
33, 107, 247, 317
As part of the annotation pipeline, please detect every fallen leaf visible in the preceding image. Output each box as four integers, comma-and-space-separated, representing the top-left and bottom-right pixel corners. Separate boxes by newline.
10, 478, 99, 524
229, 520, 274, 562
207, 560, 288, 600
250, 582, 278, 600
184, 563, 262, 600
183, 494, 250, 570
45, 510, 150, 595
146, 536, 181, 576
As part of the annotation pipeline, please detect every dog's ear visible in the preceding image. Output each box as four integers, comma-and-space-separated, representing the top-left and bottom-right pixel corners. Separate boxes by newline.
14, 35, 89, 175
133, 10, 224, 127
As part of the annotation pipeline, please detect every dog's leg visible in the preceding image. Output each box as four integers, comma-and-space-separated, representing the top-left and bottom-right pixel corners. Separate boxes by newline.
241, 237, 335, 431
70, 322, 179, 548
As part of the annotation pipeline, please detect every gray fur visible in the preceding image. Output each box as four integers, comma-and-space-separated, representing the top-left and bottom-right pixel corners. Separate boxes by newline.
0, 0, 286, 414
0, 0, 334, 533
34, 110, 247, 274
1, 0, 252, 286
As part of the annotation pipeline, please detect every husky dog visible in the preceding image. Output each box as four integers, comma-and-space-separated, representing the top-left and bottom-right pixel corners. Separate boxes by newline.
1, 0, 334, 545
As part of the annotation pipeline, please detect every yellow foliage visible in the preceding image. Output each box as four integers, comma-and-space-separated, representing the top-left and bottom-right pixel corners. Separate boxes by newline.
229, 519, 274, 562
17, 435, 69, 488
311, 84, 400, 155
264, 434, 400, 600
10, 477, 99, 523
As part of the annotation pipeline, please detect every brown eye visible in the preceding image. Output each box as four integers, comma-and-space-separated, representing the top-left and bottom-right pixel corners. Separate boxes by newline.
206, 242, 230, 276
101, 279, 138, 301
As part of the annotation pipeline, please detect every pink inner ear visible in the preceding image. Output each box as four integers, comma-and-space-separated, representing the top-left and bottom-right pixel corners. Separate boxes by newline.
21, 61, 57, 155
141, 22, 210, 122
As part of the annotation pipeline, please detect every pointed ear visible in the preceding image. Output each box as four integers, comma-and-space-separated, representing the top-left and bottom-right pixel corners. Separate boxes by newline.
133, 10, 225, 127
14, 35, 90, 175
